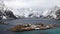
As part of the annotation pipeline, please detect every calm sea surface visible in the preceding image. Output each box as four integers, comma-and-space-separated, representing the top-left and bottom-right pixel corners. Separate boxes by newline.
0, 18, 60, 34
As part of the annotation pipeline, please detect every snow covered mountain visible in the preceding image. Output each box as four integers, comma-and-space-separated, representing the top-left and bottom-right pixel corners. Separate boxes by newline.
0, 1, 17, 19
42, 5, 60, 19
13, 8, 41, 18
0, 1, 42, 19
1, 1, 60, 20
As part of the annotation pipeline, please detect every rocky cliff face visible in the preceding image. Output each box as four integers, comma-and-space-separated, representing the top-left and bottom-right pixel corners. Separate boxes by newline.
4, 10, 17, 19
0, 9, 17, 20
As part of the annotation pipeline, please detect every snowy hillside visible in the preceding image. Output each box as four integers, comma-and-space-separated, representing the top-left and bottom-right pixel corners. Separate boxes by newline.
0, 1, 18, 19
1, 1, 60, 19
12, 8, 42, 18
0, 1, 43, 19
42, 5, 60, 19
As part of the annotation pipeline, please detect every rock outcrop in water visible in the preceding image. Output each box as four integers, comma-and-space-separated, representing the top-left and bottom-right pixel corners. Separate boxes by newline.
8, 23, 55, 32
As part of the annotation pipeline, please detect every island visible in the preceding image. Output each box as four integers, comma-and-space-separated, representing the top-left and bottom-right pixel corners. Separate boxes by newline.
8, 23, 55, 32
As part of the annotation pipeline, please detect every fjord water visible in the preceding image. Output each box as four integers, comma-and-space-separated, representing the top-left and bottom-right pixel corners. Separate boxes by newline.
0, 18, 60, 34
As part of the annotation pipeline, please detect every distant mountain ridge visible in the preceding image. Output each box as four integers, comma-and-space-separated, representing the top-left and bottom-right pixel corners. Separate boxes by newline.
0, 1, 60, 20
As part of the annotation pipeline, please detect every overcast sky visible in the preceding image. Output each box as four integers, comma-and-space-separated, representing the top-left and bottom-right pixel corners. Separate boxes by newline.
3, 0, 60, 9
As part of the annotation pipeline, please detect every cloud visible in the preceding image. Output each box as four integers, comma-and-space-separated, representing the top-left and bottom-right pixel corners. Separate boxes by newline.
3, 0, 60, 9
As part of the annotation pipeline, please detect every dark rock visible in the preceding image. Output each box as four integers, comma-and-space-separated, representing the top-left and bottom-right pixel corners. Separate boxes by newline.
0, 10, 3, 20
5, 10, 17, 19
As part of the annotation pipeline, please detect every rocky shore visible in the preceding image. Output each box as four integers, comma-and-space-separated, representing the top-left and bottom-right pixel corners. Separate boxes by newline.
0, 21, 8, 25
8, 23, 55, 32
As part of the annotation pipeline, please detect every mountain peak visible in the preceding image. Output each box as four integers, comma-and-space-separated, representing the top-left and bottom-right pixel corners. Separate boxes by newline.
42, 5, 60, 19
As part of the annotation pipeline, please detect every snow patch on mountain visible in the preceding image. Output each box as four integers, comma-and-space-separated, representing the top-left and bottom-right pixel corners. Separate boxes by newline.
12, 8, 42, 18
42, 5, 60, 19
